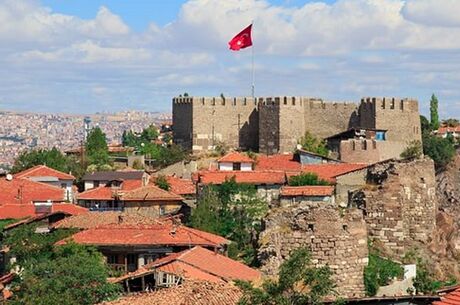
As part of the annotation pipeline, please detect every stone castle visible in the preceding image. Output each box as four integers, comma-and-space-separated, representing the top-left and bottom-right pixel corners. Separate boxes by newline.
172, 96, 422, 161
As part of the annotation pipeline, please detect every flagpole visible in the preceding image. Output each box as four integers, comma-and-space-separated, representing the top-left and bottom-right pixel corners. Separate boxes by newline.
251, 20, 255, 98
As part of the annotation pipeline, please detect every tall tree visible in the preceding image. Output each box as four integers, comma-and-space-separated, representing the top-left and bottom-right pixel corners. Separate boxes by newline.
430, 94, 440, 131
299, 131, 329, 157
85, 127, 109, 168
11, 147, 81, 176
121, 130, 137, 147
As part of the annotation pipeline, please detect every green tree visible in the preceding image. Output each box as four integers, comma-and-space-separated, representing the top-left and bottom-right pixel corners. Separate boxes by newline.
422, 134, 456, 169
121, 130, 137, 147
400, 140, 423, 160
237, 248, 335, 305
140, 125, 159, 143
155, 175, 170, 191
190, 179, 268, 265
11, 147, 79, 175
442, 118, 460, 127
420, 115, 431, 135
288, 172, 330, 186
430, 94, 440, 130
9, 243, 121, 305
364, 253, 404, 296
85, 127, 110, 168
299, 131, 329, 157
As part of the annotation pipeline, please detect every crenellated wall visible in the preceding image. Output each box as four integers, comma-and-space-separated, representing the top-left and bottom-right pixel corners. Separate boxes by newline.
172, 96, 421, 157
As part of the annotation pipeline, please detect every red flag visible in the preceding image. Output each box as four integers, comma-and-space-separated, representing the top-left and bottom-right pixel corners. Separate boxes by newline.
228, 24, 253, 51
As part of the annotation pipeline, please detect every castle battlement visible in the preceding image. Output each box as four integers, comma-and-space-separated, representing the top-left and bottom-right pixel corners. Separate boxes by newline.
173, 96, 257, 107
360, 97, 419, 111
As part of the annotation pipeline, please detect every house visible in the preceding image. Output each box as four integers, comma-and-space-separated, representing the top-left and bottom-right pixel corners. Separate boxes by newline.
435, 126, 460, 139
81, 170, 149, 191
297, 148, 342, 164
14, 165, 75, 201
0, 176, 86, 220
98, 280, 241, 305
77, 182, 187, 218
56, 220, 229, 272
165, 175, 196, 201
217, 152, 255, 171
111, 246, 261, 292
325, 128, 405, 164
3, 210, 87, 233
280, 186, 335, 206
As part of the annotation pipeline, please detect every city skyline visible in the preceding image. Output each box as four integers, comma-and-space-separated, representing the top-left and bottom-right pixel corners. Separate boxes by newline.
0, 0, 460, 117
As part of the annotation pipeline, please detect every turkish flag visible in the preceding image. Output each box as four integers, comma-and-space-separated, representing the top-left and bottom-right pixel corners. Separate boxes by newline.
228, 24, 253, 51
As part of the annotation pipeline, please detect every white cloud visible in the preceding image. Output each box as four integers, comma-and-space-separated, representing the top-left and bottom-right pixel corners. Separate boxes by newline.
0, 0, 459, 117
402, 0, 460, 28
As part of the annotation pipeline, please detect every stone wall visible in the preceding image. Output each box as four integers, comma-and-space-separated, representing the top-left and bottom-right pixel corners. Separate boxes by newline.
258, 202, 368, 298
339, 140, 407, 164
173, 96, 421, 159
363, 158, 437, 255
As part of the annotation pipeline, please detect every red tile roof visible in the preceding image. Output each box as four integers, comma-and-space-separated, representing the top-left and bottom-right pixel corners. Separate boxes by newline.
433, 287, 460, 305
148, 246, 261, 282
198, 170, 286, 185
98, 280, 242, 305
218, 152, 255, 164
0, 178, 65, 205
0, 203, 87, 220
255, 154, 301, 171
437, 126, 460, 135
300, 163, 368, 181
77, 181, 182, 202
52, 211, 164, 229
15, 165, 75, 180
165, 176, 196, 196
122, 185, 183, 201
280, 186, 335, 197
57, 223, 229, 247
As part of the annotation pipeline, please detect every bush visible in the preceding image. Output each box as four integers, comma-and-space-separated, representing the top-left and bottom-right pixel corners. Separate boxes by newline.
423, 134, 456, 169
299, 131, 329, 157
400, 140, 423, 159
364, 253, 404, 296
288, 172, 330, 186
155, 175, 170, 191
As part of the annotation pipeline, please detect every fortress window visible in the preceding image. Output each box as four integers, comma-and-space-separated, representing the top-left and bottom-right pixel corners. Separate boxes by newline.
308, 224, 314, 231
352, 141, 356, 150
211, 98, 215, 106
292, 97, 296, 106
232, 98, 236, 106
362, 140, 367, 150
284, 97, 287, 105
400, 100, 404, 110
221, 99, 225, 106
343, 224, 348, 231
243, 98, 247, 106
201, 98, 205, 105
390, 100, 395, 109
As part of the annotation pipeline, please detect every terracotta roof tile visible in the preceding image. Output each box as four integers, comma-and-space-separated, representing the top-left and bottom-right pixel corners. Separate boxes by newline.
437, 126, 460, 135
218, 152, 255, 163
52, 212, 164, 229
255, 154, 301, 171
98, 280, 241, 305
0, 203, 87, 220
0, 178, 65, 205
165, 176, 196, 196
57, 223, 229, 247
77, 186, 114, 200
301, 163, 368, 180
198, 170, 285, 185
147, 246, 261, 282
15, 165, 75, 180
433, 288, 460, 305
280, 186, 335, 197
122, 185, 184, 201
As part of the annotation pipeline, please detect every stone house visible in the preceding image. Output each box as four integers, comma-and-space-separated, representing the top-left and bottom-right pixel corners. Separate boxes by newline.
81, 170, 149, 191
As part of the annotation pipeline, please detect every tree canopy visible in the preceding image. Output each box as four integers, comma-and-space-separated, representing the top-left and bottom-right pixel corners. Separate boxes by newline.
288, 172, 330, 186
85, 127, 110, 169
299, 131, 329, 157
237, 248, 335, 305
190, 178, 268, 265
430, 94, 440, 130
5, 224, 120, 305
11, 147, 83, 178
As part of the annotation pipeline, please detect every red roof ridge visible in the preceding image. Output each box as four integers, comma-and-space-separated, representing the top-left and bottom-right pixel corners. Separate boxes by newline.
15, 165, 75, 180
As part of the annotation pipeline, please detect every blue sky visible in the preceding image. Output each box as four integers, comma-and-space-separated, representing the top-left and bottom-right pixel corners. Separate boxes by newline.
1, 0, 460, 118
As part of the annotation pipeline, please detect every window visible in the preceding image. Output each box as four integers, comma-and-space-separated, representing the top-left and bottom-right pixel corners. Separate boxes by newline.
107, 255, 118, 264
94, 181, 100, 188
159, 204, 166, 216
233, 162, 241, 171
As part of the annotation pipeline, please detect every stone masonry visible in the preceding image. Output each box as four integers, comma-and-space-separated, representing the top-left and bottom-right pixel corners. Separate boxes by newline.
363, 158, 437, 256
258, 202, 368, 298
172, 96, 421, 159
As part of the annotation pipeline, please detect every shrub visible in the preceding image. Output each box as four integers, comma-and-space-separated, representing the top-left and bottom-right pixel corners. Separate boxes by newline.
288, 172, 330, 186
400, 140, 423, 159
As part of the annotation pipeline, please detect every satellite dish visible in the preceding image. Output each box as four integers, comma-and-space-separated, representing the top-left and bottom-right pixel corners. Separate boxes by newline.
6, 174, 13, 181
